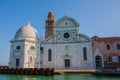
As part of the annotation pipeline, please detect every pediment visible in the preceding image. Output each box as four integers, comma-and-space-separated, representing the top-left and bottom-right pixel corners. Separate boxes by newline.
55, 15, 79, 28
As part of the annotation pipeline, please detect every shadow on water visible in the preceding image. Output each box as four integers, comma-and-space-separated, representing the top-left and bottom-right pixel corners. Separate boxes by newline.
0, 74, 120, 80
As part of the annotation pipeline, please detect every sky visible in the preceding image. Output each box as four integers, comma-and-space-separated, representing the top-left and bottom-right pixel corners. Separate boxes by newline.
0, 0, 120, 65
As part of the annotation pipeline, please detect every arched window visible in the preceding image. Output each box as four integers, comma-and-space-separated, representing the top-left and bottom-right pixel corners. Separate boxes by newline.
83, 47, 87, 60
48, 49, 52, 61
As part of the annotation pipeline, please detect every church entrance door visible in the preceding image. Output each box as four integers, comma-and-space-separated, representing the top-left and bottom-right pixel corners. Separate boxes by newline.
95, 56, 102, 69
65, 59, 70, 69
16, 58, 19, 68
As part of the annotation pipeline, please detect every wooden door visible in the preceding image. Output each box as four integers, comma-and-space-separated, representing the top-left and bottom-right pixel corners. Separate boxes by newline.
65, 59, 70, 69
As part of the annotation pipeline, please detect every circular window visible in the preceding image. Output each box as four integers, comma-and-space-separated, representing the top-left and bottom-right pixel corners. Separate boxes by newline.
63, 32, 70, 39
16, 46, 21, 50
30, 46, 35, 50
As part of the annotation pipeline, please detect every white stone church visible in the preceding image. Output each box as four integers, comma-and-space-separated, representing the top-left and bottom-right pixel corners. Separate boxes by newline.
9, 11, 94, 70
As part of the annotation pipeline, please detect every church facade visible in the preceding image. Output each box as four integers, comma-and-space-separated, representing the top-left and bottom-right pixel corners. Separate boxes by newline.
9, 11, 94, 70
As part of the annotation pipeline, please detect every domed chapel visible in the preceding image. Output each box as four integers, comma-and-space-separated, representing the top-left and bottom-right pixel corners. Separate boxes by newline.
9, 11, 94, 70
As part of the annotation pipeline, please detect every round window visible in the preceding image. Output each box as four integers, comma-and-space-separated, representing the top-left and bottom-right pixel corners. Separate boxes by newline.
30, 46, 35, 50
63, 32, 70, 39
16, 46, 21, 50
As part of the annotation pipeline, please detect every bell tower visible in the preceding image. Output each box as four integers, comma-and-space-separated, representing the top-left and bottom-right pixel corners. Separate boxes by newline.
45, 11, 56, 39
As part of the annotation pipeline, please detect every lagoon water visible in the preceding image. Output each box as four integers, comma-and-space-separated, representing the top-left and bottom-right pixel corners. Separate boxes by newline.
0, 74, 120, 80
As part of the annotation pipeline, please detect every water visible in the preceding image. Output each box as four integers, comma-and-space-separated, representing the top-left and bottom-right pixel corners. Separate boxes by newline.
0, 74, 120, 80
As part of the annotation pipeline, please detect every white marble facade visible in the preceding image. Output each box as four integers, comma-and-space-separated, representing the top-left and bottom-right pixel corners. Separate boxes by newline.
9, 12, 94, 70
9, 22, 40, 68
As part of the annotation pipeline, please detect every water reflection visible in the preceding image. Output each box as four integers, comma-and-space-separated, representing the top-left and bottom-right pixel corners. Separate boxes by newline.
0, 74, 120, 80
54, 74, 120, 80
54, 74, 97, 80
0, 75, 54, 80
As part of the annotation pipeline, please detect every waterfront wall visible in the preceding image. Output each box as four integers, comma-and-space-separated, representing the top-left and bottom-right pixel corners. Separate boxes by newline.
0, 66, 54, 76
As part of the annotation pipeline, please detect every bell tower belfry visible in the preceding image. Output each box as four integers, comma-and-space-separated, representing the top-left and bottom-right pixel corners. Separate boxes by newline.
45, 11, 56, 39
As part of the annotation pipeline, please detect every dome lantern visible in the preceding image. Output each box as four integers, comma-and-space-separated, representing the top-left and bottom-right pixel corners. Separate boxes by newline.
27, 21, 30, 26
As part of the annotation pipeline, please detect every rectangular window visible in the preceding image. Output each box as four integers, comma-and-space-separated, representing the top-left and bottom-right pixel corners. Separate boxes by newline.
117, 56, 120, 62
106, 44, 110, 50
40, 47, 43, 52
108, 56, 112, 62
48, 49, 52, 61
117, 44, 120, 49
83, 47, 87, 60
16, 58, 19, 67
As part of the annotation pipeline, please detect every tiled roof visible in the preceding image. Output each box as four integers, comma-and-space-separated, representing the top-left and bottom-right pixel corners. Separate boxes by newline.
93, 37, 120, 41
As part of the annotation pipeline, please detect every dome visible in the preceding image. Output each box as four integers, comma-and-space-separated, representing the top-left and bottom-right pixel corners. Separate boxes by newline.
14, 22, 39, 40
48, 11, 55, 19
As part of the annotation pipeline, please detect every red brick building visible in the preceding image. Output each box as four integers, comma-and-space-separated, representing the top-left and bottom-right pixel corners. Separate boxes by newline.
92, 36, 120, 69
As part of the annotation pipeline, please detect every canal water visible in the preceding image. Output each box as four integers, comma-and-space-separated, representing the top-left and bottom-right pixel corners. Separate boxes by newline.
0, 74, 120, 80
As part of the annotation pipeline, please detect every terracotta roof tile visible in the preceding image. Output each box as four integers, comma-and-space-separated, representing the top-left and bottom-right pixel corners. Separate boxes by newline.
94, 37, 120, 41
